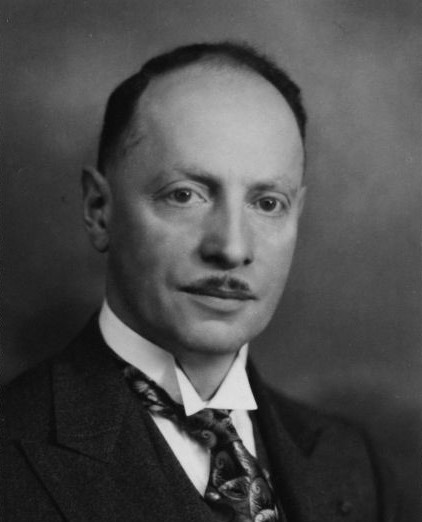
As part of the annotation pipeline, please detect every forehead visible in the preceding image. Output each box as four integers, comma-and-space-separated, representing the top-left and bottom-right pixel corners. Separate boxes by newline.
140, 62, 295, 115
120, 64, 304, 185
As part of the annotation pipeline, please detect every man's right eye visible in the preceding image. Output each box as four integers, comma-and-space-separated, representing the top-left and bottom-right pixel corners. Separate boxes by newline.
164, 187, 206, 206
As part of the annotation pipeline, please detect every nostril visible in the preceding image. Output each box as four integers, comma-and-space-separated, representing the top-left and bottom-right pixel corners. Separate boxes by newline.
200, 250, 242, 270
199, 227, 253, 268
199, 210, 253, 268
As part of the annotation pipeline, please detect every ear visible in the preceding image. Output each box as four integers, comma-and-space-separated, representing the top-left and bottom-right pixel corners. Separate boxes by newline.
81, 166, 112, 252
296, 185, 307, 218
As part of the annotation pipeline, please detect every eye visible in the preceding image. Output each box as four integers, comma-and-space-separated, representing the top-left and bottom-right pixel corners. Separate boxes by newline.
164, 187, 206, 206
255, 196, 287, 215
171, 188, 193, 203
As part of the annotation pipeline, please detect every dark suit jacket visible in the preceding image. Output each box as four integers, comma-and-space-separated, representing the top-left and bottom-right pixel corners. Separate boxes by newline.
2, 317, 399, 521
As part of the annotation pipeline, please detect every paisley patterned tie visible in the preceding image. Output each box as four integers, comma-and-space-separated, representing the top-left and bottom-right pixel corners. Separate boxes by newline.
124, 364, 281, 522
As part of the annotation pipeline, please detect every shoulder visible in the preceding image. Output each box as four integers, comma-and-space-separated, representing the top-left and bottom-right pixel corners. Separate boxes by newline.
249, 363, 359, 453
252, 371, 401, 522
266, 383, 355, 440
3, 358, 54, 442
3, 315, 102, 443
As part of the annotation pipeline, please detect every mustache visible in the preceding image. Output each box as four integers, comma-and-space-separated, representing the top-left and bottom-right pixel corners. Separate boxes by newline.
182, 275, 256, 300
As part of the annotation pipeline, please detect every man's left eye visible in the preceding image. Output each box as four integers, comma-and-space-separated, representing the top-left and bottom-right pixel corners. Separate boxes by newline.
255, 197, 286, 215
171, 188, 193, 203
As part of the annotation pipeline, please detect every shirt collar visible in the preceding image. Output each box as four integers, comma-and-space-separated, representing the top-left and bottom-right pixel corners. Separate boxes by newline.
99, 300, 257, 415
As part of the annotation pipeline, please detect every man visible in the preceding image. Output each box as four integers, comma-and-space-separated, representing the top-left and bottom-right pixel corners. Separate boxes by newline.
3, 42, 398, 521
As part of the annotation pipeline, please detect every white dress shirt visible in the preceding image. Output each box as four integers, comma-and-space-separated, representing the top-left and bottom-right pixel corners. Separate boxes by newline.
99, 301, 258, 495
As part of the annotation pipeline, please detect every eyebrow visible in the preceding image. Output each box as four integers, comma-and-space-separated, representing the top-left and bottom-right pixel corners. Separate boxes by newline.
172, 166, 221, 190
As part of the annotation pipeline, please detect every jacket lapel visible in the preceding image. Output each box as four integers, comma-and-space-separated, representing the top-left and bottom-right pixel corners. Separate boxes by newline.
20, 318, 213, 522
250, 366, 315, 521
249, 363, 367, 522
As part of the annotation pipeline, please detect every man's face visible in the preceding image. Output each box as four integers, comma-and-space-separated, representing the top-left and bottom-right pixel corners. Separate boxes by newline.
102, 65, 305, 361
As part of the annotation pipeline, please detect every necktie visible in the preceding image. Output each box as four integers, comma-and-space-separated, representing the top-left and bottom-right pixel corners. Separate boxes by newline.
124, 364, 281, 522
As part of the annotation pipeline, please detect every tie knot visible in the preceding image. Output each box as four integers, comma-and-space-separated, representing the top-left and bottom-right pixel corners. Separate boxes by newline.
185, 408, 240, 449
123, 364, 241, 449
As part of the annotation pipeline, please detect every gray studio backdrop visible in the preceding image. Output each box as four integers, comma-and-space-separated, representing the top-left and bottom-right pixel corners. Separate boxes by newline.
3, 1, 421, 519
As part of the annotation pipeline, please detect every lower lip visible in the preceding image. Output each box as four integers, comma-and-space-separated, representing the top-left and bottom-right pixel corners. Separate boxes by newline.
183, 292, 250, 313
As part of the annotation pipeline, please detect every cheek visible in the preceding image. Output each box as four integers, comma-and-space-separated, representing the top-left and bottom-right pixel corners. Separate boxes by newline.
115, 207, 199, 277
259, 222, 298, 272
254, 225, 298, 309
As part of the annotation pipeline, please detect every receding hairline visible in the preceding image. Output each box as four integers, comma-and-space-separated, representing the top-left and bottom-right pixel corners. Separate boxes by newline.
111, 57, 303, 173
97, 42, 307, 175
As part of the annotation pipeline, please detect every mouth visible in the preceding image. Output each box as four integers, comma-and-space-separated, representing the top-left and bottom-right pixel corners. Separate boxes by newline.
180, 276, 257, 302
182, 287, 255, 301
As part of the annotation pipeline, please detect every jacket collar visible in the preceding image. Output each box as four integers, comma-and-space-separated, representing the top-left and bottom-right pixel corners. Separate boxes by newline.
248, 362, 323, 457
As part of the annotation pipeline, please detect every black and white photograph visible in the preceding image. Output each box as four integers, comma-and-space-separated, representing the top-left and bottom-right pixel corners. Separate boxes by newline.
2, 1, 421, 521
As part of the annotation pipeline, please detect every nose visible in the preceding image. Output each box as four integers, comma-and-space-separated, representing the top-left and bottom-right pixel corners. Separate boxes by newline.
199, 203, 254, 269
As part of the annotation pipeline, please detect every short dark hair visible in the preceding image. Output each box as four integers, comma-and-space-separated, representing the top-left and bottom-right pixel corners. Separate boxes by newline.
97, 41, 307, 173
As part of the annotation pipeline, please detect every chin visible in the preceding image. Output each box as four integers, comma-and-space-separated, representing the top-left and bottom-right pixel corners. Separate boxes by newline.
173, 321, 259, 357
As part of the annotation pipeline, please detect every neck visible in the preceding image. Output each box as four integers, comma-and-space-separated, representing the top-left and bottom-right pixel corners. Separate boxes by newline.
102, 295, 240, 400
176, 351, 238, 401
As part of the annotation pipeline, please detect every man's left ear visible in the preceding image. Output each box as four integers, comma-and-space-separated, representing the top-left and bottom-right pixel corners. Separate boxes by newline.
297, 185, 307, 218
81, 166, 112, 252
